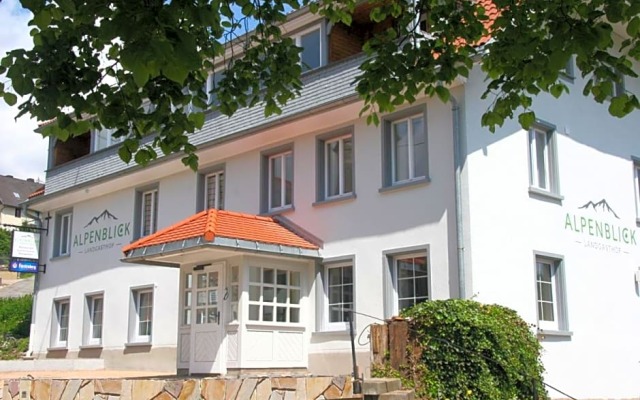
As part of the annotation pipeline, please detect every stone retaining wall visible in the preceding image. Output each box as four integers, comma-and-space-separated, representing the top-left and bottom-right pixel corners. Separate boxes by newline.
0, 375, 354, 400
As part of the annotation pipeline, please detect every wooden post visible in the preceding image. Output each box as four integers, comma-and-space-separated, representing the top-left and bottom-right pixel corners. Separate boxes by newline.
370, 323, 389, 365
389, 319, 409, 369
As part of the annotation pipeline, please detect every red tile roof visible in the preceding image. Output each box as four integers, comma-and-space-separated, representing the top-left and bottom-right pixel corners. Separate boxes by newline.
28, 187, 45, 199
122, 209, 320, 253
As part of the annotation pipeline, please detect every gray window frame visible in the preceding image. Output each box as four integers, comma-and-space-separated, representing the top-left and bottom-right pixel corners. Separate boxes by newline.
196, 163, 226, 212
381, 106, 430, 189
260, 143, 294, 214
127, 285, 155, 345
533, 251, 571, 338
527, 119, 562, 201
382, 245, 430, 318
133, 184, 159, 239
315, 127, 356, 203
53, 209, 73, 258
50, 297, 71, 349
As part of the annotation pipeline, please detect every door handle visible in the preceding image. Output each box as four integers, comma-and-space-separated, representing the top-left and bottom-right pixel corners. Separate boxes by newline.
217, 310, 221, 325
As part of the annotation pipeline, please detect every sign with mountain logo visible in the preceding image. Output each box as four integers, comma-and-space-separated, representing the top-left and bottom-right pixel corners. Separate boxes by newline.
73, 210, 131, 254
564, 199, 637, 254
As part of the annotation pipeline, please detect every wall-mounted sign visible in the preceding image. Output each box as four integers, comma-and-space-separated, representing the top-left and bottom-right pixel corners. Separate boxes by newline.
564, 199, 637, 254
11, 231, 40, 260
73, 210, 131, 254
8, 259, 39, 273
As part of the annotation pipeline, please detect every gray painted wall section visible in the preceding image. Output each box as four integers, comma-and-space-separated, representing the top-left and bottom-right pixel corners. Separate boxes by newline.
45, 55, 365, 195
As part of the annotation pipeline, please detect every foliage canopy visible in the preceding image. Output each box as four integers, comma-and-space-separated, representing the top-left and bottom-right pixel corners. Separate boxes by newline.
374, 299, 547, 400
1, 0, 639, 169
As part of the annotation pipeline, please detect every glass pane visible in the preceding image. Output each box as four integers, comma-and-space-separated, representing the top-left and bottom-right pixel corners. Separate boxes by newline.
263, 287, 274, 303
185, 273, 192, 289
249, 285, 260, 301
208, 289, 217, 305
343, 284, 353, 303
277, 288, 287, 303
249, 305, 260, 321
184, 292, 192, 307
343, 137, 353, 194
537, 262, 552, 282
539, 282, 553, 302
263, 269, 274, 284
207, 307, 218, 324
231, 266, 239, 283
290, 308, 300, 323
330, 308, 341, 323
414, 257, 428, 277
399, 279, 414, 299
540, 302, 555, 321
343, 266, 353, 284
197, 292, 207, 306
276, 307, 287, 322
206, 174, 218, 209
197, 273, 207, 289
399, 299, 414, 311
290, 272, 300, 287
415, 277, 429, 298
327, 140, 340, 197
183, 309, 191, 325
329, 268, 341, 285
329, 286, 342, 304
285, 153, 293, 206
535, 131, 548, 189
196, 309, 206, 324
270, 156, 282, 208
218, 173, 225, 210
92, 325, 102, 339
250, 267, 261, 283
231, 303, 238, 321
231, 285, 239, 302
393, 121, 409, 182
290, 289, 300, 304
397, 259, 413, 279
300, 29, 321, 71
412, 117, 426, 178
208, 272, 219, 287
263, 306, 274, 322
277, 270, 288, 285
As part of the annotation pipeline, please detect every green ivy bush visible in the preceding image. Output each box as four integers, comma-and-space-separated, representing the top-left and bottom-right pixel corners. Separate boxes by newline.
379, 299, 547, 400
0, 295, 32, 339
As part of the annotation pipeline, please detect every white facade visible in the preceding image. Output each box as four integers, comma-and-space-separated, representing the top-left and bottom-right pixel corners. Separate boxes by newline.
26, 11, 640, 399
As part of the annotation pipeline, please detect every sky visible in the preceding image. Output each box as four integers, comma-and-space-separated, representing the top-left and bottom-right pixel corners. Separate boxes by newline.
0, 0, 48, 183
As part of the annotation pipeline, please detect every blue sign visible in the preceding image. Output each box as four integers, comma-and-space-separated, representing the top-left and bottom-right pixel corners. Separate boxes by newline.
8, 259, 39, 273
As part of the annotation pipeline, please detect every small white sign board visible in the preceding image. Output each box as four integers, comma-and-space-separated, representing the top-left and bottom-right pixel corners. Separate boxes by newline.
11, 231, 40, 260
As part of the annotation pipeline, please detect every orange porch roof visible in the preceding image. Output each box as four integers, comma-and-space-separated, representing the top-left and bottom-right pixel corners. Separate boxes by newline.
122, 209, 320, 256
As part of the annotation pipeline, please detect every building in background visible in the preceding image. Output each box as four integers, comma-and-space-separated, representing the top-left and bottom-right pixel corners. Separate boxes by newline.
23, 4, 640, 399
0, 175, 44, 229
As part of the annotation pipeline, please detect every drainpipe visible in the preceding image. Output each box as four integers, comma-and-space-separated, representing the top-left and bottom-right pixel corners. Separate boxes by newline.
450, 96, 466, 299
23, 205, 43, 358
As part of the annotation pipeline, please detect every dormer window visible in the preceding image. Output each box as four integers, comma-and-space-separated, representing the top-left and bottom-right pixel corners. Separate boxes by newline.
294, 26, 324, 72
93, 127, 124, 152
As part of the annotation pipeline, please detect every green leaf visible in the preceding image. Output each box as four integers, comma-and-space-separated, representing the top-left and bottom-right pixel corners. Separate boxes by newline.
609, 96, 628, 117
3, 92, 17, 106
435, 86, 450, 103
163, 63, 189, 85
518, 111, 536, 129
118, 145, 132, 164
32, 9, 51, 29
131, 63, 150, 87
188, 112, 205, 129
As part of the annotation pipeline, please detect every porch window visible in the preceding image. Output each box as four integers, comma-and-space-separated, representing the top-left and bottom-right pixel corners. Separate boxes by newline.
248, 266, 301, 323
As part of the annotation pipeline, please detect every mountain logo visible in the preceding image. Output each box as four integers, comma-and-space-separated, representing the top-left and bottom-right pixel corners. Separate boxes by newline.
84, 210, 119, 228
578, 199, 620, 219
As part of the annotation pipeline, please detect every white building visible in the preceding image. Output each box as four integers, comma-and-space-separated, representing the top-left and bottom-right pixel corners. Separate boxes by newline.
25, 5, 640, 399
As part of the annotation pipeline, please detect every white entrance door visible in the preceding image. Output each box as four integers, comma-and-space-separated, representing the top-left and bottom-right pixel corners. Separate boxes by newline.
190, 263, 225, 374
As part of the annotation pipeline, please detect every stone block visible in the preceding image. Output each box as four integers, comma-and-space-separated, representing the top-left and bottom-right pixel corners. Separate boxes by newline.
164, 381, 183, 399
120, 381, 133, 400
60, 380, 81, 400
362, 379, 401, 395
235, 378, 258, 400
92, 395, 107, 400
201, 379, 225, 400
19, 380, 30, 400
330, 377, 346, 392
378, 390, 415, 400
270, 378, 296, 391
294, 378, 306, 400
132, 380, 164, 400
8, 381, 18, 398
3, 383, 11, 400
322, 384, 342, 400
177, 380, 199, 400
152, 391, 174, 400
51, 380, 67, 400
255, 379, 271, 400
268, 391, 283, 400
306, 377, 332, 400
31, 380, 51, 400
95, 380, 122, 396
224, 380, 241, 400
283, 391, 295, 400
342, 379, 353, 398
78, 380, 95, 400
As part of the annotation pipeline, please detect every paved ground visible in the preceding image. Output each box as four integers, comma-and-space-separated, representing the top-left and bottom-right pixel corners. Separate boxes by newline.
0, 370, 176, 379
0, 277, 34, 298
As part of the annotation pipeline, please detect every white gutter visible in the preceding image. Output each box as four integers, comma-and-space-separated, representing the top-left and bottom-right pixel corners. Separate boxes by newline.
451, 95, 467, 299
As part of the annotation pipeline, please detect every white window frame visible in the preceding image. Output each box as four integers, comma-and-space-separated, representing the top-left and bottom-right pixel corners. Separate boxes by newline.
140, 189, 158, 237
268, 151, 294, 211
293, 25, 325, 72
93, 127, 124, 152
394, 252, 430, 313
247, 266, 302, 325
324, 262, 354, 331
383, 112, 428, 187
324, 134, 354, 199
83, 293, 104, 346
527, 123, 559, 195
128, 286, 154, 344
57, 212, 72, 257
204, 171, 225, 210
51, 298, 70, 348
534, 253, 568, 333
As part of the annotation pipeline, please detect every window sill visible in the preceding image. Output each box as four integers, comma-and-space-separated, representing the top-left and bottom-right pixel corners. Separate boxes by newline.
246, 323, 305, 332
125, 341, 152, 348
313, 329, 350, 336
79, 344, 103, 350
50, 254, 71, 261
537, 329, 573, 340
47, 346, 68, 352
261, 205, 295, 217
528, 187, 564, 203
379, 177, 430, 194
636, 217, 640, 227
313, 193, 357, 207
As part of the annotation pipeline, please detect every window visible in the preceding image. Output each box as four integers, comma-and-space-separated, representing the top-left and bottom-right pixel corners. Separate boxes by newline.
382, 111, 428, 187
140, 189, 158, 237
294, 27, 323, 72
560, 56, 575, 82
534, 254, 568, 332
266, 150, 293, 211
54, 212, 72, 257
228, 265, 239, 322
326, 263, 354, 327
205, 171, 225, 210
248, 266, 301, 323
84, 294, 104, 346
528, 122, 559, 194
318, 133, 354, 200
395, 254, 429, 311
129, 287, 154, 343
52, 298, 70, 348
93, 128, 124, 152
182, 273, 192, 326
14, 208, 21, 218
